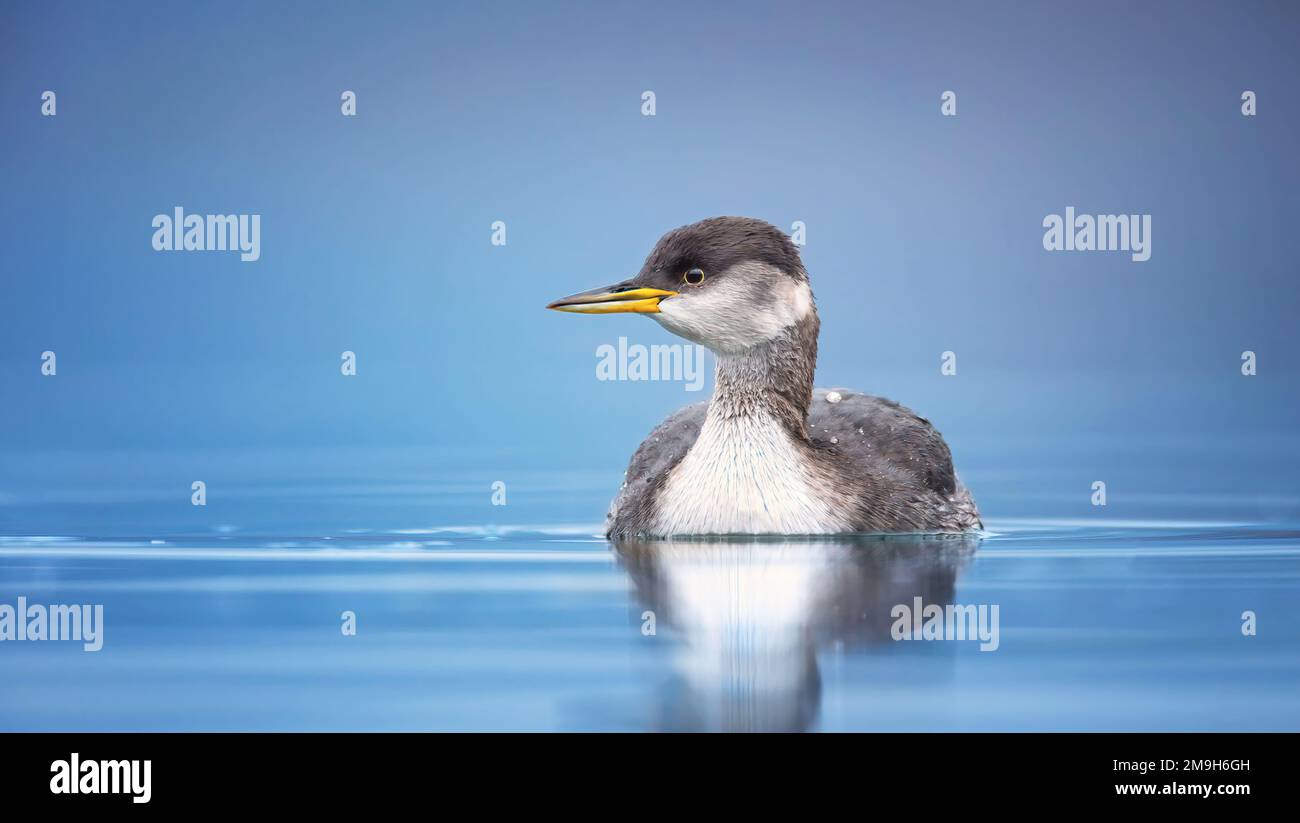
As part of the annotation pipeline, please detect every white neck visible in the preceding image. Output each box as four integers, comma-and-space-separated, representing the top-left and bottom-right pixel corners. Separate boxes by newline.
651, 385, 841, 536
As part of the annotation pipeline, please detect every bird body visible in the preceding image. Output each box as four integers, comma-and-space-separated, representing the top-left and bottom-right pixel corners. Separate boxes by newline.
548, 216, 981, 538
648, 400, 839, 535
607, 388, 980, 538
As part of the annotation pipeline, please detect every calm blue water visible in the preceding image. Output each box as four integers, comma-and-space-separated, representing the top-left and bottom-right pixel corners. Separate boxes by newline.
2, 438, 1298, 732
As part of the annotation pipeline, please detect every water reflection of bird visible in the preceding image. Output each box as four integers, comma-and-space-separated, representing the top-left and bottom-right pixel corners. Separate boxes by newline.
548, 217, 981, 538
614, 534, 979, 732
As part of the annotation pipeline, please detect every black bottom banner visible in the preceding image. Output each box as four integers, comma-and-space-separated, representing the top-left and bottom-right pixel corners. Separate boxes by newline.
0, 732, 1279, 810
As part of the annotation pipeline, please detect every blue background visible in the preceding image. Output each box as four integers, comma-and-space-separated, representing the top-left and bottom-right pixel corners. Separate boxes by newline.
2, 0, 1299, 734
1, 0, 1298, 529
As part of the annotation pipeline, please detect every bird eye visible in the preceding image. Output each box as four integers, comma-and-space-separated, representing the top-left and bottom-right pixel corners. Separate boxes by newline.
683, 268, 705, 285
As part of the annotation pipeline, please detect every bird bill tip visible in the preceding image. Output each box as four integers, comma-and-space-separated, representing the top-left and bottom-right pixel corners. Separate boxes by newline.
546, 286, 677, 314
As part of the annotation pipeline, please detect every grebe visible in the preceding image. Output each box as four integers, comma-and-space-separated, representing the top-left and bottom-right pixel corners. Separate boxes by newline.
548, 216, 981, 538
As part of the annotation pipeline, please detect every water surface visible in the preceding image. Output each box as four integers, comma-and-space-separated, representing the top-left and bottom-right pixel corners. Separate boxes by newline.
2, 452, 1296, 731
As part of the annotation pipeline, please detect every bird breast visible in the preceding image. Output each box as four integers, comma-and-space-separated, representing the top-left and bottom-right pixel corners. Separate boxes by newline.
652, 410, 844, 535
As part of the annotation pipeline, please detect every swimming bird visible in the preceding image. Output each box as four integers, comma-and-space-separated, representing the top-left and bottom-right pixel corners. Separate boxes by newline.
547, 216, 981, 538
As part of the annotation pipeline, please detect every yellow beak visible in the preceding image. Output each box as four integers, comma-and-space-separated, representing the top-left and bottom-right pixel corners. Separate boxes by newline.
546, 285, 678, 314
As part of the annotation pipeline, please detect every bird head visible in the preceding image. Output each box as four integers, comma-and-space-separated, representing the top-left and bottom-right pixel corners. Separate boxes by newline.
547, 216, 815, 354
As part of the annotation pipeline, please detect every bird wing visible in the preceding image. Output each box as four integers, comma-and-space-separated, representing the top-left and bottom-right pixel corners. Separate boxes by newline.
607, 401, 708, 527
620, 401, 708, 490
807, 388, 958, 496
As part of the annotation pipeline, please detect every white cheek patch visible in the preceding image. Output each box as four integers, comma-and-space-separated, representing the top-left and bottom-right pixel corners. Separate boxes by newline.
788, 277, 812, 319
654, 263, 813, 354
